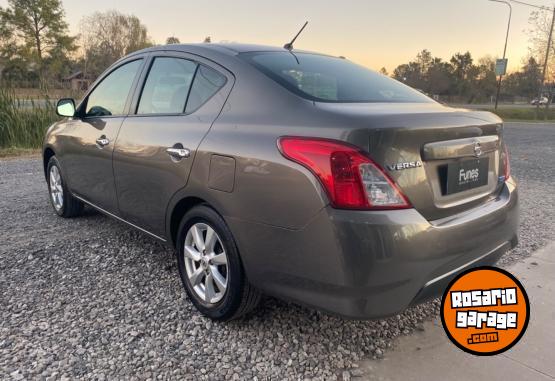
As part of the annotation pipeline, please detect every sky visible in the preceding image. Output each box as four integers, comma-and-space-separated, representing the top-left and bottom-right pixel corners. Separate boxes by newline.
1, 0, 553, 72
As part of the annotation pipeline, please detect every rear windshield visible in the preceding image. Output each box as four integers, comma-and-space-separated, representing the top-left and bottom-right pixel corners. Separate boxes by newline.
239, 52, 433, 103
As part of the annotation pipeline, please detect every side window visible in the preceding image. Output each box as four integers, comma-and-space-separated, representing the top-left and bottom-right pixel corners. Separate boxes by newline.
86, 60, 142, 117
185, 65, 227, 113
137, 57, 197, 114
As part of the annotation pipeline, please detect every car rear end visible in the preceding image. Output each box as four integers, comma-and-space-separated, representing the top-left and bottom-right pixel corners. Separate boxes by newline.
233, 50, 518, 318
273, 104, 518, 319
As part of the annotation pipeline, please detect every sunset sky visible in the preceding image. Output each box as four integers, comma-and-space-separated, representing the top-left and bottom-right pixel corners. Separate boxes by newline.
2, 0, 553, 72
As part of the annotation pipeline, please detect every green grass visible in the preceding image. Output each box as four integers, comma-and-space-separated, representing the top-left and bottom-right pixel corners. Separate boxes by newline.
482, 107, 555, 121
0, 87, 60, 149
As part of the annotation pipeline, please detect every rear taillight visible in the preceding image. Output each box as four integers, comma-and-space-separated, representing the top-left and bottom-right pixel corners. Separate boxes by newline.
278, 137, 411, 210
503, 144, 511, 181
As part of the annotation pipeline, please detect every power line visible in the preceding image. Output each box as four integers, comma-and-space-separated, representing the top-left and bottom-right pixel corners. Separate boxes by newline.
509, 0, 553, 11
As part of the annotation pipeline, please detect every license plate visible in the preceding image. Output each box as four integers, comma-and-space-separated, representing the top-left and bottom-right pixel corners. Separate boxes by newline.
446, 158, 489, 195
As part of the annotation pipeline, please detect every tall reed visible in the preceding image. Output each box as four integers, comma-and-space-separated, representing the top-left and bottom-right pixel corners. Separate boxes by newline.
0, 86, 60, 148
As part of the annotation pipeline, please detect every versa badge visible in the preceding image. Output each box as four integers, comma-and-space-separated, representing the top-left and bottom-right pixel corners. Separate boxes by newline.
387, 161, 423, 171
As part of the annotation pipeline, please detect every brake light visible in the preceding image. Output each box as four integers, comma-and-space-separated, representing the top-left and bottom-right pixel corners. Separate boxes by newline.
503, 144, 511, 180
278, 137, 411, 210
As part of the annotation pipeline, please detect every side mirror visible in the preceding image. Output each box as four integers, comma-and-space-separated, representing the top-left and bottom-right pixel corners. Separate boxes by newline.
56, 98, 76, 117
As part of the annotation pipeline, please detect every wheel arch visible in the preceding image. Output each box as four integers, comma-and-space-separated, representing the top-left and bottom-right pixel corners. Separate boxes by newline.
43, 147, 56, 180
168, 196, 210, 248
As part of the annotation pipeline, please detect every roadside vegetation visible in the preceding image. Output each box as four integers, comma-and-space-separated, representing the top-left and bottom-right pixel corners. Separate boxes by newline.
384, 10, 555, 106
391, 50, 544, 105
486, 107, 555, 121
0, 87, 59, 150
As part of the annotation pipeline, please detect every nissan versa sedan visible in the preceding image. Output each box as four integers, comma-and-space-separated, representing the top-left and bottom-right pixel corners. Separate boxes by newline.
43, 43, 518, 321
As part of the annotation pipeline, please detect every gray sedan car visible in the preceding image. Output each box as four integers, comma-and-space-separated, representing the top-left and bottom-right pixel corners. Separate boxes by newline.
43, 43, 518, 321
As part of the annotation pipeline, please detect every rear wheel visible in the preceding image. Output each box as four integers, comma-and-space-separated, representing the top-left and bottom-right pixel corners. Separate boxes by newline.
176, 205, 261, 320
47, 156, 83, 218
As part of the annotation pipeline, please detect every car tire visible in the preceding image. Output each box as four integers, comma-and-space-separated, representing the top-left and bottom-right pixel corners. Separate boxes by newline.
46, 156, 84, 218
176, 205, 261, 321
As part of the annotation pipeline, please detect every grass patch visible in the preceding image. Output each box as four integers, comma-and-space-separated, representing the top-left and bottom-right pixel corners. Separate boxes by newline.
0, 147, 41, 158
0, 87, 60, 149
481, 107, 555, 121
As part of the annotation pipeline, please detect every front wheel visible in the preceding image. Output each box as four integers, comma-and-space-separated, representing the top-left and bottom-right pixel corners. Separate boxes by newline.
47, 156, 83, 218
176, 205, 261, 321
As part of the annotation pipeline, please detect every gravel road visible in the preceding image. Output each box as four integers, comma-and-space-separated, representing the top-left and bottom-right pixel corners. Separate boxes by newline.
1, 122, 554, 380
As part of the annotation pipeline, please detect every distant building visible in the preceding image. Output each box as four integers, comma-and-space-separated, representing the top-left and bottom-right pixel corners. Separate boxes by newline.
63, 71, 93, 91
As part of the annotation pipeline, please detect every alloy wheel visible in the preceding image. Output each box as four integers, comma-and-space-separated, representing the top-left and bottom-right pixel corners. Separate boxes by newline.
184, 222, 229, 304
49, 165, 64, 211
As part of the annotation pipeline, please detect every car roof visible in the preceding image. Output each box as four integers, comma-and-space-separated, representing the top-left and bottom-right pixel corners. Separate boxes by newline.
134, 43, 328, 58
200, 43, 288, 53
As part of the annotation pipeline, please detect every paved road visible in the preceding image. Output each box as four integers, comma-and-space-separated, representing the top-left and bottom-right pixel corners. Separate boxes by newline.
359, 242, 555, 381
0, 122, 554, 380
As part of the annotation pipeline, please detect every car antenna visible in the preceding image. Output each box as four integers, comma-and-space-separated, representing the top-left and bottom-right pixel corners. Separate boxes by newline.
284, 21, 308, 51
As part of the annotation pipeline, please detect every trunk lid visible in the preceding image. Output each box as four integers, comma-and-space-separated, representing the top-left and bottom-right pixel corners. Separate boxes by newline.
315, 102, 505, 221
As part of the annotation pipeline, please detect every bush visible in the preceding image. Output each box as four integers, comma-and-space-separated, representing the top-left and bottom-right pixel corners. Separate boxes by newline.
0, 87, 60, 148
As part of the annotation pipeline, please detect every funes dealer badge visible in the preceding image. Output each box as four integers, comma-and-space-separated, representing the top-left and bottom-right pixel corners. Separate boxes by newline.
440, 267, 530, 356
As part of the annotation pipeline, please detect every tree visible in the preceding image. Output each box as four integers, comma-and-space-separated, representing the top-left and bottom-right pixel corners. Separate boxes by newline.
379, 67, 388, 76
43, 44, 73, 80
526, 10, 555, 105
393, 61, 423, 88
392, 50, 503, 102
466, 56, 497, 103
416, 49, 433, 76
0, 0, 75, 83
0, 9, 10, 48
520, 57, 542, 98
503, 57, 542, 100
450, 52, 473, 80
450, 52, 474, 96
166, 36, 180, 44
527, 10, 555, 81
427, 59, 454, 95
0, 11, 12, 77
392, 49, 436, 91
203, 36, 211, 43
79, 10, 153, 77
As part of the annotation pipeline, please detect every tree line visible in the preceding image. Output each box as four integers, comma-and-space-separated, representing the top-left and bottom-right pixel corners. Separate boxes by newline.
376, 9, 554, 104
0, 0, 552, 103
389, 50, 542, 103
0, 0, 207, 89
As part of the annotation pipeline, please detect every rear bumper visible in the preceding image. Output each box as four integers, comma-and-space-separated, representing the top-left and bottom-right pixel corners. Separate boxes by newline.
230, 178, 519, 319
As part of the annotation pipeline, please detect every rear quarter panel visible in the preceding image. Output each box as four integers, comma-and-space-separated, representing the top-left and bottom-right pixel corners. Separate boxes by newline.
180, 61, 338, 231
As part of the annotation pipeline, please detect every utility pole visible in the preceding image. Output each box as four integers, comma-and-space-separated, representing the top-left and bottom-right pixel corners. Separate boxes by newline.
536, 6, 555, 119
490, 0, 512, 110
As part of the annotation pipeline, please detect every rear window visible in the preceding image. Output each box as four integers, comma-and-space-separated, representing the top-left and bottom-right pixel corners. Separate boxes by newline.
239, 52, 433, 103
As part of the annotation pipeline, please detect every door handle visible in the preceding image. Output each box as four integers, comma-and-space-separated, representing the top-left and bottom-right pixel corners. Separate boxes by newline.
96, 136, 110, 148
166, 147, 190, 160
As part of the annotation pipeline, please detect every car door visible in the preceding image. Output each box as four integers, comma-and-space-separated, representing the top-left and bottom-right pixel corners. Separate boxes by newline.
62, 58, 145, 214
113, 52, 233, 237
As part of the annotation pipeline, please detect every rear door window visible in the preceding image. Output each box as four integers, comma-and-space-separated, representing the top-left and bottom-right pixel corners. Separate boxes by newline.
185, 65, 227, 113
137, 57, 197, 114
